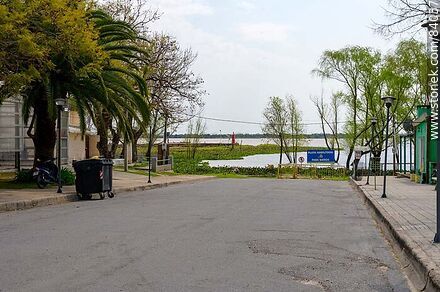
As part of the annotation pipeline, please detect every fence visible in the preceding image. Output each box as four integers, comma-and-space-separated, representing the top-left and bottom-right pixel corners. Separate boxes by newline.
137, 156, 174, 172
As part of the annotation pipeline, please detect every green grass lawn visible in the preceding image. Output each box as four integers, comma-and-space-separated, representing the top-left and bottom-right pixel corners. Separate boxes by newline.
126, 144, 348, 181
0, 181, 41, 189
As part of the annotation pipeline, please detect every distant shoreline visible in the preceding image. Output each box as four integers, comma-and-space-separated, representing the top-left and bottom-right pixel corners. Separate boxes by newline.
168, 134, 347, 139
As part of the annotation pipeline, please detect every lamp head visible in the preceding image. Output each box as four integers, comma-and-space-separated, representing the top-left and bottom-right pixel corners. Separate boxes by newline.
55, 98, 66, 107
381, 96, 395, 108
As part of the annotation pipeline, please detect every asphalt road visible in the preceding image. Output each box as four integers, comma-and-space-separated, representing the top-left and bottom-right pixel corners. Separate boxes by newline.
0, 179, 409, 292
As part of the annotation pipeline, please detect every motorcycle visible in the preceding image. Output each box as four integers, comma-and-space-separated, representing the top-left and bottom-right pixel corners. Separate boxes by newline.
32, 158, 59, 189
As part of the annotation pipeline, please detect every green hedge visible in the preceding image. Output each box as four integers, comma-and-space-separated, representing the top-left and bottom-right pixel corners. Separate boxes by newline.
174, 160, 277, 177
14, 168, 75, 185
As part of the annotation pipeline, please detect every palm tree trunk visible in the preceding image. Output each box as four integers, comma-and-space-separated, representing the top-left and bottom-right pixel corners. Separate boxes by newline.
32, 85, 57, 165
96, 110, 112, 158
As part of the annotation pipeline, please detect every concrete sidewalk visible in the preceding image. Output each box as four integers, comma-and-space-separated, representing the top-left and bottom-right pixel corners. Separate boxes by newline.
352, 176, 440, 291
0, 171, 214, 213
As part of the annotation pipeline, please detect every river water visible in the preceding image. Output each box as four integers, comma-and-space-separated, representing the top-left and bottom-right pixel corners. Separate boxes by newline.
169, 138, 413, 169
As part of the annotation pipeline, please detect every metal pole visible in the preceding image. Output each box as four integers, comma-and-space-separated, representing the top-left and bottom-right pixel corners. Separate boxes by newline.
366, 151, 372, 185
374, 171, 377, 190
434, 34, 440, 243
163, 115, 168, 162
410, 136, 413, 173
399, 135, 403, 173
57, 106, 62, 194
392, 116, 397, 176
148, 125, 152, 184
15, 152, 20, 172
382, 105, 391, 199
404, 135, 407, 174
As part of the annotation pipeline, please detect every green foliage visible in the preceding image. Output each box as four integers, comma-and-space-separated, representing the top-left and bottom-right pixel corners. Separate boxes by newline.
278, 166, 349, 180
168, 144, 325, 162
173, 160, 277, 177
0, 1, 150, 162
60, 168, 75, 185
13, 168, 75, 185
0, 0, 104, 104
15, 169, 33, 183
313, 39, 428, 168
170, 144, 331, 178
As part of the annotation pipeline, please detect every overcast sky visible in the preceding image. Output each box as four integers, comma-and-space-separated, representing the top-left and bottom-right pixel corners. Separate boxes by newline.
148, 0, 410, 135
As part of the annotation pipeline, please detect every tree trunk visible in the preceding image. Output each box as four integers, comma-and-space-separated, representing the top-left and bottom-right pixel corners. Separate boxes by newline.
109, 126, 120, 159
32, 85, 57, 166
96, 110, 112, 158
346, 147, 354, 170
282, 138, 292, 163
131, 129, 144, 162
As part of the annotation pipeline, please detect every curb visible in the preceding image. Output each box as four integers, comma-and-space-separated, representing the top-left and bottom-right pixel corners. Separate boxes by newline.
350, 179, 440, 292
0, 176, 215, 214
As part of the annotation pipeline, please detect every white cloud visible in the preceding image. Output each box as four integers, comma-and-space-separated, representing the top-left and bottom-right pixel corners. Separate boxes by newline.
150, 0, 213, 17
237, 22, 291, 42
237, 0, 256, 11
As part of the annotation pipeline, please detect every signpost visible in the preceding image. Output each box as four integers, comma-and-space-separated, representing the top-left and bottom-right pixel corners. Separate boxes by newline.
306, 150, 335, 163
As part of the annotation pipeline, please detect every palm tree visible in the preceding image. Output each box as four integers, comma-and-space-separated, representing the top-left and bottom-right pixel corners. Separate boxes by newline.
68, 10, 150, 158
21, 9, 150, 162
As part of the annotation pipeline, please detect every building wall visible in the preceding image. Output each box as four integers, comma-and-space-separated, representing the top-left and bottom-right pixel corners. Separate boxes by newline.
68, 133, 100, 162
88, 135, 100, 158
68, 132, 85, 162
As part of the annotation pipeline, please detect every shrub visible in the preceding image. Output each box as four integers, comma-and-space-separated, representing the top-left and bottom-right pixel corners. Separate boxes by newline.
15, 169, 34, 183
61, 168, 75, 185
15, 168, 75, 185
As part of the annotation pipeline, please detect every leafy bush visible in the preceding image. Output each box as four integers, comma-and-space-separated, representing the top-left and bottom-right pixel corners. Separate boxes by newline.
174, 160, 277, 177
14, 168, 75, 185
15, 169, 34, 183
279, 166, 349, 179
61, 168, 75, 185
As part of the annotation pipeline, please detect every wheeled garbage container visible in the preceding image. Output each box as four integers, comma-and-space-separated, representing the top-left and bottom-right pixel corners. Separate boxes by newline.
73, 159, 115, 200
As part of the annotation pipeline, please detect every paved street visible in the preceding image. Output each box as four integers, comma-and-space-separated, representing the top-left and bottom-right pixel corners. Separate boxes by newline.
0, 179, 409, 291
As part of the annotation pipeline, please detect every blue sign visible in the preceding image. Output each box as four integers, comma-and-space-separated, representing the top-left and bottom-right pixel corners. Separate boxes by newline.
307, 150, 335, 163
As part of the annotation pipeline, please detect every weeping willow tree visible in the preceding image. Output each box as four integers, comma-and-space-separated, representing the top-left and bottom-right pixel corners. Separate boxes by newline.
313, 40, 428, 169
0, 0, 149, 163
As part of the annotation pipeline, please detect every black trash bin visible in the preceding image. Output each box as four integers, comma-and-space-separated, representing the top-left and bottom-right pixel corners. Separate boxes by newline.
73, 159, 115, 200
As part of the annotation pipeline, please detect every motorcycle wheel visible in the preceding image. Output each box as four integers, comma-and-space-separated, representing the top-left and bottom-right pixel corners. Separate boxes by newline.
108, 191, 115, 198
36, 174, 48, 189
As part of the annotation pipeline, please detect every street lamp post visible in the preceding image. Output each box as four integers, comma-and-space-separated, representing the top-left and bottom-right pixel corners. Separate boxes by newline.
422, 17, 440, 243
54, 98, 66, 194
366, 117, 377, 185
148, 125, 152, 184
381, 96, 395, 199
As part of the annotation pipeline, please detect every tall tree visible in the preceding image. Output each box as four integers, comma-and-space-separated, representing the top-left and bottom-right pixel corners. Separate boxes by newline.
0, 0, 103, 163
313, 47, 377, 168
374, 0, 437, 36
0, 1, 150, 163
262, 96, 292, 164
138, 34, 205, 162
286, 96, 304, 164
313, 40, 428, 168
